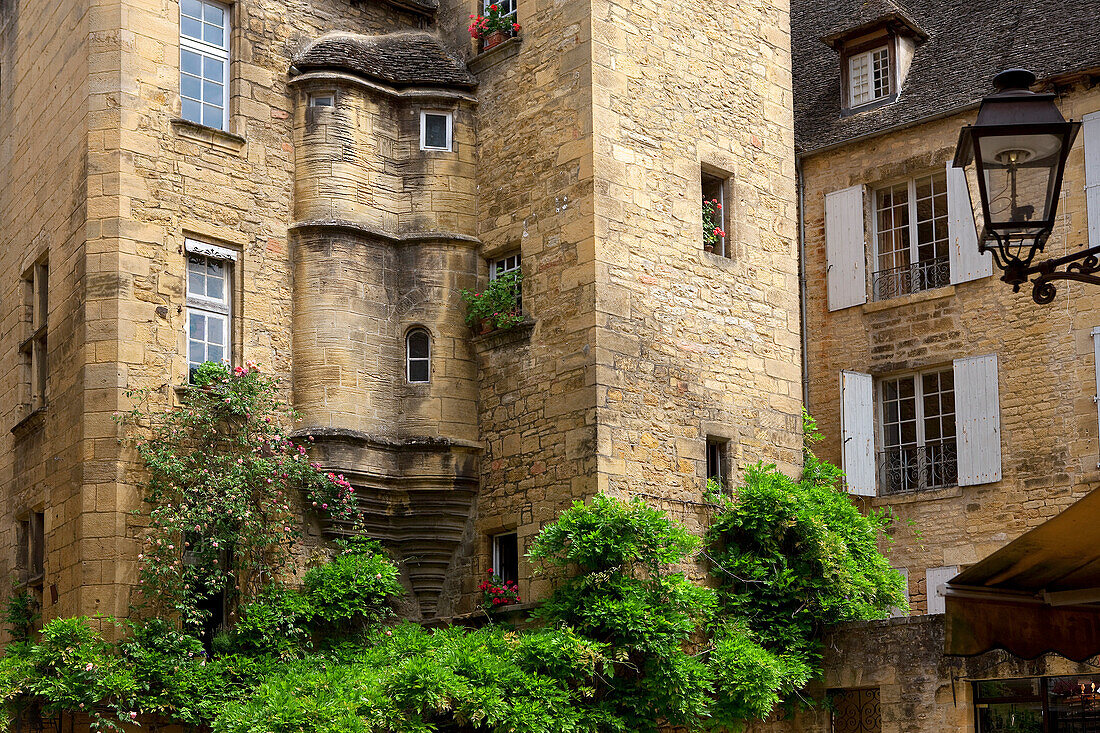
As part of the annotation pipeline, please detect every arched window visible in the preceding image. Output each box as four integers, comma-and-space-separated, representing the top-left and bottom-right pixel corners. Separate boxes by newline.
406, 328, 431, 383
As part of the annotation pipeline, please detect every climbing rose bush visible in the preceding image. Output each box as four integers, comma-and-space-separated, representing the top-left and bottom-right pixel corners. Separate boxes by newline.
118, 361, 362, 629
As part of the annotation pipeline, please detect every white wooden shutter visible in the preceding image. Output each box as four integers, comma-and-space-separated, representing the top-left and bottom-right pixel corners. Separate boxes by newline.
840, 370, 875, 496
953, 354, 1002, 486
925, 565, 958, 615
825, 185, 867, 311
946, 162, 992, 284
1093, 327, 1100, 469
1084, 112, 1100, 249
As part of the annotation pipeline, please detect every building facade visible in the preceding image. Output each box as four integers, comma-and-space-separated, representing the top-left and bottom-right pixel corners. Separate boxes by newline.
777, 1, 1100, 731
0, 0, 799, 625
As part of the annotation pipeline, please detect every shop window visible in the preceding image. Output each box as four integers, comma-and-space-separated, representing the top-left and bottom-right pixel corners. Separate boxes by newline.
180, 0, 230, 130
406, 328, 431, 383
975, 675, 1100, 732
420, 111, 452, 151
492, 532, 519, 585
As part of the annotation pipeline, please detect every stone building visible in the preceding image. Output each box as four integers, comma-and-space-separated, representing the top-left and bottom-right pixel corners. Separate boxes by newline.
0, 0, 799, 626
773, 1, 1100, 731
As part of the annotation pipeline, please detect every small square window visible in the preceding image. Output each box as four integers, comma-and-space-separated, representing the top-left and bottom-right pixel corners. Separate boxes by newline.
848, 45, 891, 108
492, 532, 519, 585
421, 111, 452, 151
309, 92, 335, 108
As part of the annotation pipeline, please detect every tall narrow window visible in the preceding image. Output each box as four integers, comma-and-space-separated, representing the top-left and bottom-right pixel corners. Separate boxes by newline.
20, 261, 48, 411
185, 241, 234, 382
878, 369, 957, 494
180, 0, 230, 130
18, 511, 45, 586
848, 45, 891, 108
490, 253, 522, 312
406, 328, 431, 383
702, 171, 729, 257
873, 173, 950, 300
706, 437, 728, 487
492, 532, 519, 585
420, 111, 452, 151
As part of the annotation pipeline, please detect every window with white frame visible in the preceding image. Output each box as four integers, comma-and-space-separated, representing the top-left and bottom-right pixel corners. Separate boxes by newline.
185, 241, 234, 382
308, 91, 335, 108
20, 260, 48, 411
848, 45, 891, 108
873, 173, 950, 300
878, 369, 957, 495
420, 111, 452, 151
490, 253, 522, 312
406, 328, 431, 383
180, 0, 230, 130
484, 0, 517, 22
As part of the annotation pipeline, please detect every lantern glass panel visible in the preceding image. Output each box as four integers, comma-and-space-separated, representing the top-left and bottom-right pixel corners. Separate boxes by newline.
975, 132, 1062, 229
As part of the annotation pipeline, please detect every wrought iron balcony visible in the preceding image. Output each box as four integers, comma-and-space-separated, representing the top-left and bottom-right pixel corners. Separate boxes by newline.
872, 256, 951, 301
877, 440, 958, 495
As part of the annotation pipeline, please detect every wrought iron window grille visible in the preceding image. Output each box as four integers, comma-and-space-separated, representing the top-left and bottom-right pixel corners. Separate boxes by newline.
872, 256, 951, 301
877, 440, 958, 495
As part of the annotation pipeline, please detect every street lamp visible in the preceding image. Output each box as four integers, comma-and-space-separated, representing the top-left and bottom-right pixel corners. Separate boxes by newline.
953, 69, 1084, 303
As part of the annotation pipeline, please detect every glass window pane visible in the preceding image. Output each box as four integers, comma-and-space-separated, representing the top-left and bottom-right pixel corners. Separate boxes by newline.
189, 312, 205, 340
409, 360, 429, 383
203, 79, 223, 107
203, 56, 223, 80
181, 73, 201, 101
203, 104, 223, 129
188, 266, 204, 295
189, 340, 204, 364
181, 49, 202, 76
204, 3, 224, 27
206, 272, 224, 301
208, 344, 223, 364
204, 22, 224, 47
181, 15, 203, 40
181, 0, 203, 19
208, 317, 223, 345
182, 98, 202, 124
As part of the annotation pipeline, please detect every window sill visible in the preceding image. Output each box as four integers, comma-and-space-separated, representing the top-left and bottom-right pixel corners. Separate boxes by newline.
472, 319, 534, 349
468, 36, 521, 74
171, 118, 246, 153
862, 284, 955, 314
872, 485, 962, 506
701, 249, 736, 268
11, 405, 47, 436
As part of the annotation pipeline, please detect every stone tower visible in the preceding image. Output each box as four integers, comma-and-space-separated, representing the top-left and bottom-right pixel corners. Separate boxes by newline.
0, 0, 799, 623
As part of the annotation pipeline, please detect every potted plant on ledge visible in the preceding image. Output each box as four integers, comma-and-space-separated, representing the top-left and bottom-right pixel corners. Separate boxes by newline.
468, 4, 521, 52
702, 197, 725, 253
461, 271, 524, 335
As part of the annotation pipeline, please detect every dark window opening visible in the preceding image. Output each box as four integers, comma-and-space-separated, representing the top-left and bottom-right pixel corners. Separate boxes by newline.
706, 437, 728, 488
492, 532, 519, 585
17, 511, 44, 586
831, 688, 881, 733
702, 171, 729, 257
421, 112, 451, 151
406, 328, 431, 383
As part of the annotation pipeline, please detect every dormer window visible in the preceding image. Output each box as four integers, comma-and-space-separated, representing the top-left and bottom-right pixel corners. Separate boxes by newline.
848, 45, 891, 107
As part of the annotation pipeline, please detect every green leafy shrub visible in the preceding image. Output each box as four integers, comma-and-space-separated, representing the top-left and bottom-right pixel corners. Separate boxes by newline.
529, 495, 716, 733
3, 589, 38, 643
460, 272, 523, 330
224, 585, 314, 657
304, 540, 404, 630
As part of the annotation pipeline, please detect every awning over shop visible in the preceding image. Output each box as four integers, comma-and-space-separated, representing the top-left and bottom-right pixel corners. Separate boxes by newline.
944, 488, 1100, 661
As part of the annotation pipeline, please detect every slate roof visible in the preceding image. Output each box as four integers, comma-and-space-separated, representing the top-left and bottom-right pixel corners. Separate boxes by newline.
793, 0, 1100, 154
292, 32, 477, 90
